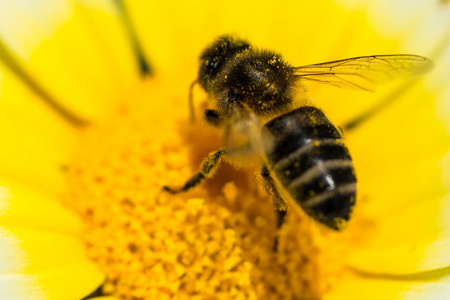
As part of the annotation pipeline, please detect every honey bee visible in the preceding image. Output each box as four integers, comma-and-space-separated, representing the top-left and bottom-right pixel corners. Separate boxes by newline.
164, 35, 432, 231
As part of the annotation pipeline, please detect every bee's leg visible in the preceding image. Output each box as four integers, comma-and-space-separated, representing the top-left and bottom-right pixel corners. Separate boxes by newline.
275, 209, 287, 231
260, 165, 288, 251
261, 165, 288, 226
189, 79, 198, 123
204, 109, 223, 126
163, 149, 227, 194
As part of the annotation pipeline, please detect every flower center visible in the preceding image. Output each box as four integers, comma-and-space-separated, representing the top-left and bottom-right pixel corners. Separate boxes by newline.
64, 82, 355, 299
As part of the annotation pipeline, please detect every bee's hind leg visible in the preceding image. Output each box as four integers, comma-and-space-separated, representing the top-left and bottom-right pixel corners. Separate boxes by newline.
163, 148, 227, 194
260, 165, 288, 251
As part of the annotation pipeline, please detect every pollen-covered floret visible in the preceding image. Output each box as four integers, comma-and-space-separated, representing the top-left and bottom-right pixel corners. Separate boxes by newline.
64, 90, 359, 299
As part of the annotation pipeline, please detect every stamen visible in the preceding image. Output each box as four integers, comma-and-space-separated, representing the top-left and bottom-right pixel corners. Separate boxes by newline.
0, 38, 89, 128
113, 0, 152, 76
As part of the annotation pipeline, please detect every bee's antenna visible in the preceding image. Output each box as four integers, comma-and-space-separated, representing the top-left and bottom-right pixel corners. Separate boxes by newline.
189, 79, 199, 123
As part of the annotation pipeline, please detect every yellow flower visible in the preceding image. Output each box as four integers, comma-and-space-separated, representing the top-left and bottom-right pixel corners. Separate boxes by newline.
1, 0, 450, 299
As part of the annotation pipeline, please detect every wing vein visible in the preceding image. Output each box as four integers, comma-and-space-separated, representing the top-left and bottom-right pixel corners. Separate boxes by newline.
293, 54, 432, 91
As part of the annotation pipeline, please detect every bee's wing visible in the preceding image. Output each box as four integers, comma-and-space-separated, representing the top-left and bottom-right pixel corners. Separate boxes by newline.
224, 104, 265, 159
294, 55, 433, 92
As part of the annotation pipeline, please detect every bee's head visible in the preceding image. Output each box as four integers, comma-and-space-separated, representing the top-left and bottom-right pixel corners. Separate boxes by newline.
198, 35, 251, 92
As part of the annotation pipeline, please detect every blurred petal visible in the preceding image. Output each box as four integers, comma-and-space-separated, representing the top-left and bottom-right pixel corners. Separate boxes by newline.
401, 5, 450, 96
126, 1, 375, 79
345, 83, 450, 273
402, 272, 450, 300
309, 0, 450, 278
0, 260, 104, 300
0, 65, 76, 194
349, 86, 449, 200
348, 238, 450, 274
0, 0, 448, 298
0, 0, 71, 58
366, 0, 435, 39
0, 0, 139, 122
333, 0, 368, 11
324, 270, 450, 300
402, 5, 450, 59
436, 81, 450, 133
0, 181, 82, 235
347, 148, 450, 274
0, 187, 103, 300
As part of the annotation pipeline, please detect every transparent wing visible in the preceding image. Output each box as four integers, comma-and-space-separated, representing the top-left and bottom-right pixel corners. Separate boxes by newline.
294, 55, 433, 92
225, 104, 262, 152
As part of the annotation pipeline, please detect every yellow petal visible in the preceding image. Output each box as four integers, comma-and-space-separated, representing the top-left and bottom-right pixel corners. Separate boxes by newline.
402, 6, 450, 63
348, 86, 448, 177
436, 85, 450, 133
366, 0, 436, 39
0, 225, 103, 300
0, 63, 78, 193
126, 0, 374, 79
0, 181, 82, 235
346, 155, 450, 273
333, 0, 368, 11
402, 272, 450, 300
0, 261, 103, 300
0, 0, 139, 122
1, 225, 89, 272
0, 1, 71, 58
347, 83, 449, 211
0, 186, 103, 299
126, 0, 404, 128
325, 269, 450, 300
320, 6, 450, 275
348, 239, 450, 275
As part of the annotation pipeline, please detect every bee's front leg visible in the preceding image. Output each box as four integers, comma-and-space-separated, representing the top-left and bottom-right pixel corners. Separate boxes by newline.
163, 148, 227, 194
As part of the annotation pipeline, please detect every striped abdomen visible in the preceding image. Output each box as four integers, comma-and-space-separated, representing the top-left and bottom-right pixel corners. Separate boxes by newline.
262, 106, 356, 230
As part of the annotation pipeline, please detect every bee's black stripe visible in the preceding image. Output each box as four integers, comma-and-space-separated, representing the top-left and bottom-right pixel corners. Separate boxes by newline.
263, 106, 356, 230
272, 138, 344, 171
288, 165, 356, 201
287, 159, 354, 189
306, 191, 356, 228
302, 183, 356, 208
272, 141, 351, 186
264, 107, 342, 162
267, 124, 342, 162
